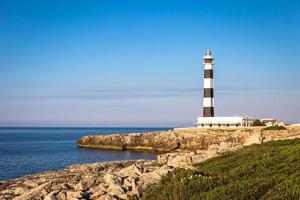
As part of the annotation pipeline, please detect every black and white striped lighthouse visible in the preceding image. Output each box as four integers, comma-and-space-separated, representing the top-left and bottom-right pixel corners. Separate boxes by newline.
203, 50, 214, 117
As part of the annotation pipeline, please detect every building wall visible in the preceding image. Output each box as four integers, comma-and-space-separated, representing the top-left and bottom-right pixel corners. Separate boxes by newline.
196, 117, 252, 128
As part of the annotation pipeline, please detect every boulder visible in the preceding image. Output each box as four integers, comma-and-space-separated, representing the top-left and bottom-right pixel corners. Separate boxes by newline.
44, 190, 60, 200
168, 155, 191, 168
66, 190, 83, 199
14, 187, 28, 195
57, 190, 67, 200
89, 184, 107, 198
243, 133, 262, 146
106, 183, 125, 197
73, 181, 87, 191
115, 164, 143, 177
14, 182, 51, 200
217, 141, 233, 154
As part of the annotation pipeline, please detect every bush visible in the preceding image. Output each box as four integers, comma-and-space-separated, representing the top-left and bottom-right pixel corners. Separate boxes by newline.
142, 139, 300, 200
253, 119, 265, 126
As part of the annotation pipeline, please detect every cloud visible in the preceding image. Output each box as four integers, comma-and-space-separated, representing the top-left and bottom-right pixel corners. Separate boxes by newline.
94, 89, 125, 92
0, 86, 299, 100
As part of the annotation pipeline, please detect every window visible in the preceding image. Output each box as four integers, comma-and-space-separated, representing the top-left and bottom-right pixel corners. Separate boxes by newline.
205, 59, 212, 63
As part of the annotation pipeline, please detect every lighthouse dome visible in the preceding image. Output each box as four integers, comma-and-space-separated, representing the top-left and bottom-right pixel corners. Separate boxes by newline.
203, 50, 213, 59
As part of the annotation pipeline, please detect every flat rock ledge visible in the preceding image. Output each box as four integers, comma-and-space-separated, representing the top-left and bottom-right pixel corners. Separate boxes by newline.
1, 127, 300, 200
77, 127, 300, 152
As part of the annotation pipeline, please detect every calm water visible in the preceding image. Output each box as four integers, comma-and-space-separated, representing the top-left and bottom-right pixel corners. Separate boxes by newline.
0, 127, 172, 180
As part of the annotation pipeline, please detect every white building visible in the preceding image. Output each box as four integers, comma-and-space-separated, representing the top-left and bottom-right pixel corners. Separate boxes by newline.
196, 116, 255, 128
260, 118, 279, 127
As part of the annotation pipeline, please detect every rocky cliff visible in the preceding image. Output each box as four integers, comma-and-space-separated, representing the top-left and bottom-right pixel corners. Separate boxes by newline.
1, 126, 300, 200
77, 126, 300, 152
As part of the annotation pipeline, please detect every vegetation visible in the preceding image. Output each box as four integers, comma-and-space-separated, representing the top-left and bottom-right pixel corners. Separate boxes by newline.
142, 139, 300, 200
263, 126, 287, 131
253, 119, 265, 126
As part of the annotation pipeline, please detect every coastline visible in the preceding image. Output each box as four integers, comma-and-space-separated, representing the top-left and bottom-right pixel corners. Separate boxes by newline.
1, 126, 300, 200
77, 126, 300, 152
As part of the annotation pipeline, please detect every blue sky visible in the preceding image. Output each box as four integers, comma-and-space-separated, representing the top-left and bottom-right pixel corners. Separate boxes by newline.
0, 0, 299, 127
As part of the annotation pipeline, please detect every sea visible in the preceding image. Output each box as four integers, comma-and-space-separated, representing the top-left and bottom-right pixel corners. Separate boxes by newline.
0, 127, 172, 180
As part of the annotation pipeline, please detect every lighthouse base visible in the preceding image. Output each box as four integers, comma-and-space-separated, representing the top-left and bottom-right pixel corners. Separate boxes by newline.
195, 117, 254, 128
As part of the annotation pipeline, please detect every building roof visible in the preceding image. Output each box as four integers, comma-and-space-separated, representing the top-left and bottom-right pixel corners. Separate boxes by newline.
203, 50, 213, 59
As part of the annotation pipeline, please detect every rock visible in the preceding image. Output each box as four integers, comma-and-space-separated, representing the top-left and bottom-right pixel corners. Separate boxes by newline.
74, 181, 87, 191
217, 141, 233, 154
243, 134, 261, 146
2, 127, 300, 200
66, 190, 83, 199
166, 153, 192, 168
22, 179, 39, 188
14, 182, 51, 200
89, 184, 106, 193
78, 126, 300, 152
196, 150, 205, 154
139, 171, 161, 189
115, 164, 143, 177
90, 184, 107, 198
191, 154, 205, 164
91, 190, 107, 199
138, 165, 172, 189
157, 154, 168, 165
103, 174, 122, 186
77, 131, 180, 152
57, 190, 67, 200
102, 173, 126, 198
44, 190, 60, 200
95, 194, 114, 200
106, 183, 125, 197
14, 187, 28, 195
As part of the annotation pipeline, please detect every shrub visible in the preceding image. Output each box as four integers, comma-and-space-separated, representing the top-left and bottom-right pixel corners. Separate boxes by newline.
263, 125, 287, 131
142, 139, 300, 200
253, 119, 265, 126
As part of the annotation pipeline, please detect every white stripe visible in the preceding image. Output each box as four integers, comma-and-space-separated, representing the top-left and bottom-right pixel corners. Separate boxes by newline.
204, 78, 213, 88
203, 98, 214, 107
204, 64, 213, 70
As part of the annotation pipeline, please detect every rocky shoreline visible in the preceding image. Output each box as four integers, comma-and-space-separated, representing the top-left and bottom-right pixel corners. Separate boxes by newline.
77, 127, 300, 152
1, 126, 300, 200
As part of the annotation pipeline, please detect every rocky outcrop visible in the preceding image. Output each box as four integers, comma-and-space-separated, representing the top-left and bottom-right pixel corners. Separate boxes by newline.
0, 147, 233, 200
2, 126, 300, 200
77, 131, 180, 151
77, 126, 300, 152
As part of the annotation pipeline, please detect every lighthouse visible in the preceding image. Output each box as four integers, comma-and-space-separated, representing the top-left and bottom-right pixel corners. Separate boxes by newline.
196, 50, 253, 128
203, 50, 214, 117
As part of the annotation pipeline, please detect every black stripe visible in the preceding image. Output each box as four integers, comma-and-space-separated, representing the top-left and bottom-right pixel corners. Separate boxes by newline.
204, 88, 214, 97
203, 107, 214, 117
204, 69, 213, 78
204, 59, 212, 64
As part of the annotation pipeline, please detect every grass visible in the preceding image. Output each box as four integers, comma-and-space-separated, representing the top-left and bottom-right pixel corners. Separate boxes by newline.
141, 139, 300, 200
263, 126, 287, 131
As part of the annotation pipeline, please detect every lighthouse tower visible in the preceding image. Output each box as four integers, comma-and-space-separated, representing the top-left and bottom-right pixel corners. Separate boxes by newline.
196, 50, 251, 128
203, 50, 214, 117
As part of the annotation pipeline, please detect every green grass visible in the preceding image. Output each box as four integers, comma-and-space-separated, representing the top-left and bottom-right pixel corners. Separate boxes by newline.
263, 126, 287, 131
141, 139, 300, 200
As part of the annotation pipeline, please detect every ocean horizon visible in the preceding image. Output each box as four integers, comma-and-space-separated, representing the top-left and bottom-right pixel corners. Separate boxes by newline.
0, 127, 172, 180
